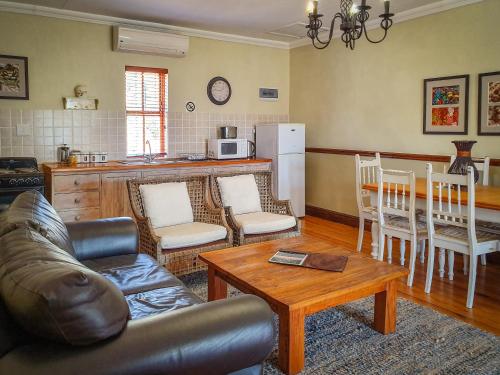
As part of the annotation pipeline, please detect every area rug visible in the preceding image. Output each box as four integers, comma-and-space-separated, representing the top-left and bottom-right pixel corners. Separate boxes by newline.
179, 271, 500, 375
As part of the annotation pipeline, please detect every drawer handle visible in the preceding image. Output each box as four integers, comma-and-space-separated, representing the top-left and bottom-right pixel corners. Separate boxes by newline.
74, 198, 81, 204
75, 215, 81, 221
74, 180, 80, 186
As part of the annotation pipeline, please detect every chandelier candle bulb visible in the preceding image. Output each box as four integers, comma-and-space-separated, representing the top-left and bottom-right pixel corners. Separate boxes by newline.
313, 0, 318, 15
384, 0, 390, 14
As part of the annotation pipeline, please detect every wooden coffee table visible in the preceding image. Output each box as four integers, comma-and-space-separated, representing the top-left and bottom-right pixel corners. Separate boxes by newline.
199, 235, 408, 375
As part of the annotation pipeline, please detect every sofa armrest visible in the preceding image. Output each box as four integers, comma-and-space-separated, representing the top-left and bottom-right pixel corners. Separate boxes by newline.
0, 295, 275, 375
66, 217, 138, 261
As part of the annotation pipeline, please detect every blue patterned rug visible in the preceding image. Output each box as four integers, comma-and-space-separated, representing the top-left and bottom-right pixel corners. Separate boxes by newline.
180, 271, 500, 375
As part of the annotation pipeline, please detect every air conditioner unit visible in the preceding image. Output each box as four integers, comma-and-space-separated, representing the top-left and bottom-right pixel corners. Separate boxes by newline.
113, 26, 189, 57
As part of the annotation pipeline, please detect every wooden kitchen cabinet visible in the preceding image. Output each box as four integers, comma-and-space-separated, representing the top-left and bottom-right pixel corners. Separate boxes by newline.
101, 171, 141, 218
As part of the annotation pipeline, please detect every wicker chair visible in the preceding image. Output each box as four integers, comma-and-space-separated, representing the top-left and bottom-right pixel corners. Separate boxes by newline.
210, 171, 300, 246
127, 174, 233, 276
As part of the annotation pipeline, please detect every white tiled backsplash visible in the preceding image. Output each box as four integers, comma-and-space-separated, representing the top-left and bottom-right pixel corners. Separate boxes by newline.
0, 109, 288, 162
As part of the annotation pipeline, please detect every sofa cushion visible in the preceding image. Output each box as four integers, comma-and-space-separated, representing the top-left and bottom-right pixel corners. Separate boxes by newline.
155, 222, 227, 249
234, 212, 296, 235
82, 254, 183, 295
0, 190, 75, 256
217, 174, 262, 215
140, 182, 194, 229
0, 227, 129, 346
126, 286, 203, 320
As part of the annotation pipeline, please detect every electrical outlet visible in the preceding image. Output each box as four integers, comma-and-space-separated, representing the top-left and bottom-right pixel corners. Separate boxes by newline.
16, 124, 32, 136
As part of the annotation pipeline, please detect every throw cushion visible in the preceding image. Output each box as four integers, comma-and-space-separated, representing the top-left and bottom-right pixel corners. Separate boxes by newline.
217, 174, 262, 215
0, 190, 75, 255
0, 227, 129, 346
155, 222, 227, 249
140, 182, 194, 229
234, 212, 296, 234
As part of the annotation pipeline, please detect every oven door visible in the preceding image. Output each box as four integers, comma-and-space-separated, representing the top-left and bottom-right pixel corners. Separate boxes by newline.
0, 186, 44, 212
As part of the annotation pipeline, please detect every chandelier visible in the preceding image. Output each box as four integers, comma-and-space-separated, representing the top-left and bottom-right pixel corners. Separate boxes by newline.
306, 0, 394, 50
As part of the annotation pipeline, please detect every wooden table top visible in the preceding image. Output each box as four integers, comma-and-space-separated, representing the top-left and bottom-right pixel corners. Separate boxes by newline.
199, 235, 407, 312
363, 178, 500, 211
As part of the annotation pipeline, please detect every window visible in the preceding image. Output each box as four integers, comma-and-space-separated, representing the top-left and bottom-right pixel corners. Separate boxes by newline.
125, 66, 168, 156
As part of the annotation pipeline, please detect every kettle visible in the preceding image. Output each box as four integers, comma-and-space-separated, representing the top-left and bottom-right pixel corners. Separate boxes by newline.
247, 140, 256, 158
57, 144, 70, 163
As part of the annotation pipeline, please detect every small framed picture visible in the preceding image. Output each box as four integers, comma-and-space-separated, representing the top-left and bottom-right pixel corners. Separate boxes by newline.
423, 75, 469, 135
478, 71, 500, 136
0, 55, 29, 100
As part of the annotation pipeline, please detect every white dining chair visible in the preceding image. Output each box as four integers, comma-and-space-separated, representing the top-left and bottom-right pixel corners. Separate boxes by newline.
448, 156, 491, 270
449, 155, 490, 186
355, 153, 381, 252
376, 168, 427, 287
425, 164, 500, 308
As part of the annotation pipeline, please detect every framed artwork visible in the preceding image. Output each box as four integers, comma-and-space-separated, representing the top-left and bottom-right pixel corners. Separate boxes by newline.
423, 74, 469, 134
0, 55, 29, 100
478, 71, 500, 135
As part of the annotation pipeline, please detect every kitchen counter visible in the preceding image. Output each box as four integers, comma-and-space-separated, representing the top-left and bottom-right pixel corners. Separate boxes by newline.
42, 158, 272, 173
42, 157, 272, 222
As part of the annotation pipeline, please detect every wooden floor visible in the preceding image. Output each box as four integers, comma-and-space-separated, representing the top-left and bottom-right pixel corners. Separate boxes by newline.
300, 215, 500, 335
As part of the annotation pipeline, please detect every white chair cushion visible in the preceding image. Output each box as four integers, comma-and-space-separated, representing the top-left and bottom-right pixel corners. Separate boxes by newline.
435, 225, 500, 244
155, 222, 227, 249
384, 215, 427, 234
217, 174, 262, 215
140, 182, 193, 229
234, 212, 296, 235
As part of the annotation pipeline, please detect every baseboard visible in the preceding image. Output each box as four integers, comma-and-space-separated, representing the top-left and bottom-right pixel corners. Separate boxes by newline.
305, 205, 372, 230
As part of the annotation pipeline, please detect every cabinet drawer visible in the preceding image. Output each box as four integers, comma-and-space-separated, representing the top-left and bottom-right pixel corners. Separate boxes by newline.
58, 208, 101, 223
54, 173, 100, 192
53, 191, 100, 210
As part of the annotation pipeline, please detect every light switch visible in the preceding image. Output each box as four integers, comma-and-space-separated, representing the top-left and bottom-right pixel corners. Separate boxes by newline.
16, 124, 32, 136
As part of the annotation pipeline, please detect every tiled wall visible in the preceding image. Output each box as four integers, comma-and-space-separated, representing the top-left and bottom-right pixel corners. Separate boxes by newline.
0, 109, 288, 162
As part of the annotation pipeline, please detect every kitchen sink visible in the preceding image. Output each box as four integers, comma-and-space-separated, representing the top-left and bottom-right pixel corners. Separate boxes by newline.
117, 159, 198, 166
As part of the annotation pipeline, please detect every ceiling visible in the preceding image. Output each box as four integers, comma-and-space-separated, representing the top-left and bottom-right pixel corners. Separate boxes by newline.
6, 0, 444, 41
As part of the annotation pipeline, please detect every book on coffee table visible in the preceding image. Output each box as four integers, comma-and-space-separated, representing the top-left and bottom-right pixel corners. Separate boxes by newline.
269, 249, 348, 272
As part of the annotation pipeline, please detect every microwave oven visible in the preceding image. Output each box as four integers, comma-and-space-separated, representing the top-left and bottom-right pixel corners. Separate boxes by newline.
208, 139, 248, 159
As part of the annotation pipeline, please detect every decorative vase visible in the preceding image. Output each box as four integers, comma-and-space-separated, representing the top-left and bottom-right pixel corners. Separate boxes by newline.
447, 140, 479, 183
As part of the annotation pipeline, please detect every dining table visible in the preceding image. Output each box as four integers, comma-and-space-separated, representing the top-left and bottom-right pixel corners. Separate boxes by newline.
362, 177, 500, 259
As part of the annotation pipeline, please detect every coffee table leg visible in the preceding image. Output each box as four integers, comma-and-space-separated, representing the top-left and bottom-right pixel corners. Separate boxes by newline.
207, 266, 227, 301
279, 309, 305, 375
374, 280, 396, 334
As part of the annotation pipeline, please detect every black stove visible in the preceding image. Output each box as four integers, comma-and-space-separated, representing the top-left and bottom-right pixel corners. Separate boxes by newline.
0, 157, 44, 211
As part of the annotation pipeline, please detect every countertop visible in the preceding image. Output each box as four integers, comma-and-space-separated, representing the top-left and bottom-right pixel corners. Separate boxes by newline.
42, 158, 272, 173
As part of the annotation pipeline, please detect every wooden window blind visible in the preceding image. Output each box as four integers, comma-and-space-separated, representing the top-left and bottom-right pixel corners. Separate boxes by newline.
125, 66, 168, 156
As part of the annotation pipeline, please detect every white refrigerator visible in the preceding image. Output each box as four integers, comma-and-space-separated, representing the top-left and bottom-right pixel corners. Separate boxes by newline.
256, 123, 305, 217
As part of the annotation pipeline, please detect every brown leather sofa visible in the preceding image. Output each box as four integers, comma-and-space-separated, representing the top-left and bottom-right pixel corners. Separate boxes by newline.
0, 191, 275, 375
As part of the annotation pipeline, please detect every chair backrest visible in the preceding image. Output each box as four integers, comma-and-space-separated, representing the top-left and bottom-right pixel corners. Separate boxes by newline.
449, 155, 490, 185
355, 153, 381, 211
376, 168, 416, 231
426, 164, 477, 243
127, 174, 210, 222
210, 171, 274, 212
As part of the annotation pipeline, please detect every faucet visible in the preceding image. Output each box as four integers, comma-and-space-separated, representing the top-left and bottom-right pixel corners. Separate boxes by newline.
144, 140, 157, 163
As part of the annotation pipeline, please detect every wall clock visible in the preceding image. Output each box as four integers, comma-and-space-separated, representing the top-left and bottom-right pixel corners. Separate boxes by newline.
207, 76, 231, 105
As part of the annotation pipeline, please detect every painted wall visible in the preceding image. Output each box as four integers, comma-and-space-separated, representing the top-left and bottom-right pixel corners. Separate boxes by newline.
0, 12, 289, 113
290, 0, 500, 216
